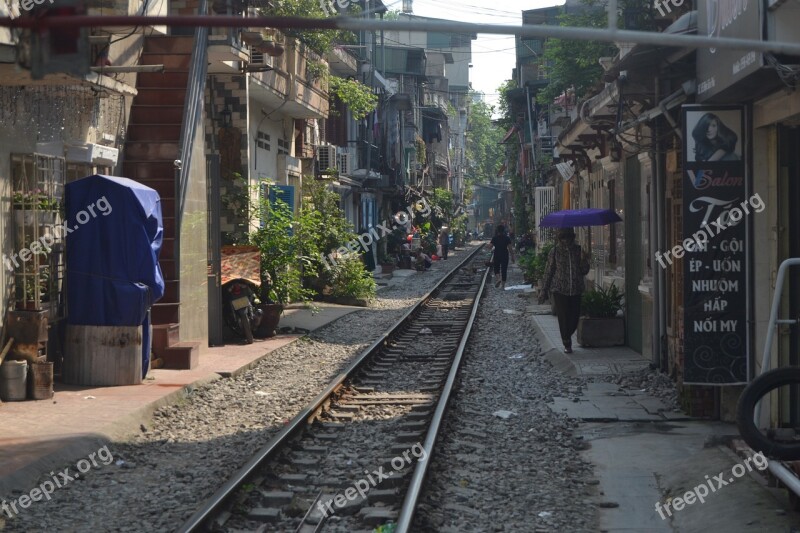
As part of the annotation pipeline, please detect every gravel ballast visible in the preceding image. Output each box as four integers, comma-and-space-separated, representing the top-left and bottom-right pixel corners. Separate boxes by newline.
412, 263, 599, 532
2, 248, 478, 533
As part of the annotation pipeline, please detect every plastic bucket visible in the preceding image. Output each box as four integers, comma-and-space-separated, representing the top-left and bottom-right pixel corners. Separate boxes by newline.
0, 361, 28, 401
31, 362, 54, 400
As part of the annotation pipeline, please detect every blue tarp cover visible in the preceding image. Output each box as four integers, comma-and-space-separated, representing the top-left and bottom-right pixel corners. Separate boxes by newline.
66, 175, 165, 327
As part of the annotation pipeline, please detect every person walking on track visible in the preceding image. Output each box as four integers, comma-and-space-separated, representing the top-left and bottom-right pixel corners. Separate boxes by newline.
489, 225, 514, 289
537, 227, 590, 353
439, 227, 450, 260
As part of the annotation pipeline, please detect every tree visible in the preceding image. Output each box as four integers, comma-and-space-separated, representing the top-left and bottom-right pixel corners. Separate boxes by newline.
537, 0, 656, 105
328, 75, 378, 119
465, 91, 504, 186
264, 0, 357, 55
496, 79, 518, 132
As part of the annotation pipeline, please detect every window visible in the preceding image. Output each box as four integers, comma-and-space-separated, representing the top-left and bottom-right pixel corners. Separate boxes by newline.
260, 182, 295, 234
67, 163, 93, 183
257, 130, 270, 151
277, 138, 290, 156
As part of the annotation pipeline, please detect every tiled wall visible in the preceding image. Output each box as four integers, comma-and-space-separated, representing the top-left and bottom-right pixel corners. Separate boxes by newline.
205, 75, 250, 245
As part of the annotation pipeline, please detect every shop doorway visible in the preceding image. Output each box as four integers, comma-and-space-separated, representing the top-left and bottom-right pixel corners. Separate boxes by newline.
625, 155, 643, 353
777, 125, 800, 424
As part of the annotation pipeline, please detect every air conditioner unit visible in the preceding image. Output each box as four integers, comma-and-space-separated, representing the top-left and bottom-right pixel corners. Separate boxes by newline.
246, 49, 274, 72
317, 144, 337, 173
337, 147, 354, 176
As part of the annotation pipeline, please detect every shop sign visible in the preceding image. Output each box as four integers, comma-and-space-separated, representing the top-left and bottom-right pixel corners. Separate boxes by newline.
696, 0, 763, 102
681, 105, 749, 384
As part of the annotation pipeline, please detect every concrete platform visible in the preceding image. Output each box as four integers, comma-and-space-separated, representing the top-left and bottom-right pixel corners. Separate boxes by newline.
581, 420, 800, 532
528, 290, 800, 531
0, 304, 361, 496
548, 382, 686, 422
528, 301, 651, 376
279, 302, 363, 332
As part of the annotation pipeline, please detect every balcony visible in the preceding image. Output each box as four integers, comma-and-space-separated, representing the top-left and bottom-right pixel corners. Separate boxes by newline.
326, 46, 359, 77
249, 32, 329, 119
205, 5, 253, 73
423, 92, 449, 115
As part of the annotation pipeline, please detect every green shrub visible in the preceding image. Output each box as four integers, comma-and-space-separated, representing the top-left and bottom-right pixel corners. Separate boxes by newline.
581, 283, 624, 318
330, 255, 376, 300
532, 242, 554, 282
518, 249, 538, 283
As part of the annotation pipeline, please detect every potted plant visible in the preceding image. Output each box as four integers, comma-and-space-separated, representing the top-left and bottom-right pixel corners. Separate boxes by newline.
577, 283, 625, 347
327, 254, 376, 307
250, 195, 313, 337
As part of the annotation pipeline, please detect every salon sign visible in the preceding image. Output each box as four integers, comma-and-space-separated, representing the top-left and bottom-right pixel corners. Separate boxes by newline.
681, 105, 749, 385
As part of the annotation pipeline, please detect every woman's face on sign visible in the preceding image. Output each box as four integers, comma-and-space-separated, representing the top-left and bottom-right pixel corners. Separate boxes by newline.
706, 118, 718, 140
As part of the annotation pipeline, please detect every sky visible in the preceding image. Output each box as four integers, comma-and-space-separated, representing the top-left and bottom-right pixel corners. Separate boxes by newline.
394, 0, 563, 112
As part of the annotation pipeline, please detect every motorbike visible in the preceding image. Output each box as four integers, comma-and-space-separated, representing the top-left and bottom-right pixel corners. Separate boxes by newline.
222, 278, 262, 344
220, 246, 264, 344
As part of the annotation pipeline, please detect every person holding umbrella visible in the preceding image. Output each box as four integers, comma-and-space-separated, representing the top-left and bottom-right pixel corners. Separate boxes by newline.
538, 227, 590, 353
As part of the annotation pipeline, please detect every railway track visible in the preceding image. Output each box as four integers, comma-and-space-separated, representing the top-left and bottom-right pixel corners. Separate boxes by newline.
179, 245, 490, 533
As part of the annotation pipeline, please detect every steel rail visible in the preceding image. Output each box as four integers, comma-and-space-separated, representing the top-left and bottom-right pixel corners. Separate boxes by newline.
2, 15, 800, 55
177, 244, 485, 532
394, 246, 491, 533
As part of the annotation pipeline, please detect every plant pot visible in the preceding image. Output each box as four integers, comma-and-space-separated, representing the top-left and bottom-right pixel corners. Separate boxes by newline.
325, 295, 369, 307
577, 317, 625, 347
380, 263, 395, 275
255, 303, 283, 338
16, 301, 42, 311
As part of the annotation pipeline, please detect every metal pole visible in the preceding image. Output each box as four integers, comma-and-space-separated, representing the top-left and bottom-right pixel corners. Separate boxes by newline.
650, 75, 662, 369
5, 16, 800, 55
608, 0, 617, 31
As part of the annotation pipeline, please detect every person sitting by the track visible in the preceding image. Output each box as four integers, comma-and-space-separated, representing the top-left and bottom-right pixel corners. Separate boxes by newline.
415, 248, 432, 271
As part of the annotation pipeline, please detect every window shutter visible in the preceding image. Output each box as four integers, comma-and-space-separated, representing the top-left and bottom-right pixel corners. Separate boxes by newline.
269, 185, 295, 212
268, 184, 295, 236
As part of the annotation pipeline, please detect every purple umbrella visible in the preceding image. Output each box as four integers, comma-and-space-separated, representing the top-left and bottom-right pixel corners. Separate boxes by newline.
539, 208, 622, 228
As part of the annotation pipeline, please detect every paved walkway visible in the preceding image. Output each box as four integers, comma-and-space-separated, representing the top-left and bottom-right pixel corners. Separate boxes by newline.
518, 279, 800, 532
527, 299, 651, 377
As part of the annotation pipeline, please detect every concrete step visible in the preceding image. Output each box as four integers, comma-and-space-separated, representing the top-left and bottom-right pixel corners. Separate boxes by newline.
152, 323, 180, 355
132, 88, 189, 106
136, 71, 189, 89
129, 104, 184, 124
126, 124, 182, 142
143, 36, 194, 54
152, 302, 180, 325
121, 161, 175, 181
139, 53, 191, 71
162, 341, 200, 370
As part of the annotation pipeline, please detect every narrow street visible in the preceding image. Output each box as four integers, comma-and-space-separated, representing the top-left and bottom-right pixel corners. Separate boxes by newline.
3, 0, 800, 531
